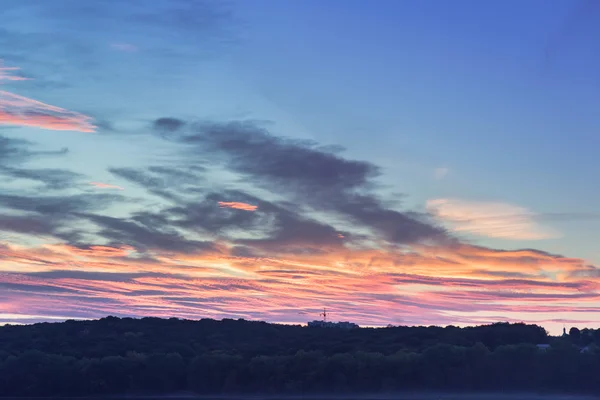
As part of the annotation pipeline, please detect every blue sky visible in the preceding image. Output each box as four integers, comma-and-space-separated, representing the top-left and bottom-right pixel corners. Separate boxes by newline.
0, 0, 599, 333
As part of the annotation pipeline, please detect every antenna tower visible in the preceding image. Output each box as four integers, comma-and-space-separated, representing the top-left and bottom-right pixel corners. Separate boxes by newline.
320, 308, 327, 322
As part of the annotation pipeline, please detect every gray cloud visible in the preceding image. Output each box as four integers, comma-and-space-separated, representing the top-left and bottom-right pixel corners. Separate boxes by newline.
29, 270, 184, 283
0, 134, 218, 254
0, 166, 84, 189
80, 213, 215, 254
0, 135, 78, 189
170, 190, 343, 253
109, 165, 206, 201
153, 118, 447, 245
168, 120, 380, 192
0, 193, 122, 216
153, 117, 186, 135
0, 214, 59, 236
0, 193, 126, 244
0, 135, 32, 162
0, 136, 110, 238
0, 281, 78, 294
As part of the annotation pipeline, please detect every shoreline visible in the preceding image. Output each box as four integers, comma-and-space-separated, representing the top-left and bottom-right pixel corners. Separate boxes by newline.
4, 393, 598, 400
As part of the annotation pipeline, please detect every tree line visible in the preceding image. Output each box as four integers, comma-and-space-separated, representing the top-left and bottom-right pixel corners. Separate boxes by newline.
0, 317, 598, 396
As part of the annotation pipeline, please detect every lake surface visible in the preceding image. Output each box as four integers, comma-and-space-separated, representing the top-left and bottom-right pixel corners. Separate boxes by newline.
15, 394, 592, 400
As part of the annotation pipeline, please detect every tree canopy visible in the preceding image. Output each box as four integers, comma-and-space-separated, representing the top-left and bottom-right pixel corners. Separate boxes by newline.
0, 317, 597, 396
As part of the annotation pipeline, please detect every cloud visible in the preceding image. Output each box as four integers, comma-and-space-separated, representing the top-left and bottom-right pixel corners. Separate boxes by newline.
0, 214, 59, 236
0, 135, 68, 163
80, 213, 215, 254
426, 198, 559, 240
0, 166, 83, 189
89, 182, 124, 190
109, 165, 206, 201
0, 136, 100, 190
0, 193, 121, 216
0, 135, 37, 162
154, 119, 447, 245
0, 61, 28, 82
0, 92, 96, 133
153, 117, 185, 133
0, 222, 596, 332
0, 60, 95, 132
0, 111, 598, 331
0, 238, 595, 330
162, 190, 344, 253
218, 201, 257, 211
0, 0, 236, 90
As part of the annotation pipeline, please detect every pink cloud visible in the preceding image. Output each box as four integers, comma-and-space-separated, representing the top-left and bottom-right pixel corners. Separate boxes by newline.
89, 182, 124, 190
0, 62, 29, 82
0, 60, 95, 132
1, 237, 599, 335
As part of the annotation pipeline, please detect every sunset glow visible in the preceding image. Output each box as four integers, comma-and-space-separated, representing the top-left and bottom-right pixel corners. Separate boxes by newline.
218, 201, 258, 211
0, 0, 599, 336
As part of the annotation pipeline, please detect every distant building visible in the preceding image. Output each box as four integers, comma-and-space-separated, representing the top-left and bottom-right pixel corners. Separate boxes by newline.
307, 320, 359, 329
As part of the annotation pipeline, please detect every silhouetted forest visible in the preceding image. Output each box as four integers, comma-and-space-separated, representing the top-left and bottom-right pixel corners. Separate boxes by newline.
0, 317, 599, 396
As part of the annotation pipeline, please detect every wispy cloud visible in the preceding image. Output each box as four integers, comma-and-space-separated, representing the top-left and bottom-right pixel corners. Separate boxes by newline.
0, 62, 29, 82
89, 182, 124, 190
0, 238, 596, 331
0, 60, 95, 132
0, 117, 596, 333
218, 201, 257, 211
426, 198, 559, 240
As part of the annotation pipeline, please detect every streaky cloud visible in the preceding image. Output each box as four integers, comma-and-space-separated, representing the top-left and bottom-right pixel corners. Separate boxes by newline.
0, 90, 96, 132
218, 201, 257, 211
89, 182, 124, 190
0, 110, 597, 332
427, 198, 559, 240
0, 60, 95, 132
0, 165, 83, 189
153, 118, 447, 245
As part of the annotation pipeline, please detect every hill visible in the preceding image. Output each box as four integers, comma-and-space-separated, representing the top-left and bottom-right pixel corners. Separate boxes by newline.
0, 317, 597, 396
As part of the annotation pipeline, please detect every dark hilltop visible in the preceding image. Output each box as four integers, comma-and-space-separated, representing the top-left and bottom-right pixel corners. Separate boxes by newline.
0, 317, 599, 396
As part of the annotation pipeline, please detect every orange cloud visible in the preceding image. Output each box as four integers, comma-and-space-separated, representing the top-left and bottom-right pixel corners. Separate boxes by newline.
89, 182, 124, 190
1, 234, 598, 335
48, 244, 135, 258
218, 201, 258, 211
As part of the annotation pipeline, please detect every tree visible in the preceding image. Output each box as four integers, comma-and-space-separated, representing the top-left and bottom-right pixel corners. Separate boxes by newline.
569, 327, 581, 344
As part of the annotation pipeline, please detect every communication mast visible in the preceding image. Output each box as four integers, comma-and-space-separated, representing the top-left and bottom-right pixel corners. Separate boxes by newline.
320, 308, 327, 322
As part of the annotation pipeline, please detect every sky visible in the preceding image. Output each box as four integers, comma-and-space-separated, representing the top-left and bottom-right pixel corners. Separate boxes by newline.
0, 0, 599, 335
